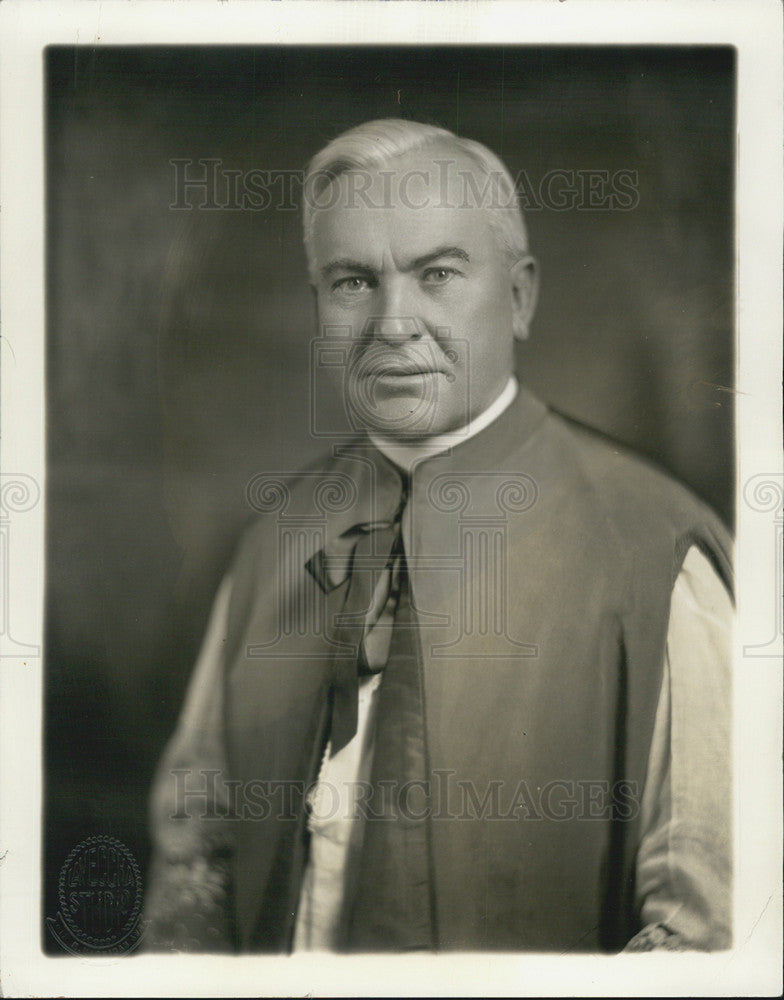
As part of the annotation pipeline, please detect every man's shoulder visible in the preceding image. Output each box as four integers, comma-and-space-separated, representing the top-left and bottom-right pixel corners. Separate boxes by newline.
540, 406, 726, 526
528, 405, 733, 585
511, 403, 732, 597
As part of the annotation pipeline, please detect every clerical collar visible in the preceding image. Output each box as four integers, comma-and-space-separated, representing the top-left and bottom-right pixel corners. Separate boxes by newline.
369, 376, 519, 473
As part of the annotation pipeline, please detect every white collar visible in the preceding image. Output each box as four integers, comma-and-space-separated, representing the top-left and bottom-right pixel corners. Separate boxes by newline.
370, 376, 519, 473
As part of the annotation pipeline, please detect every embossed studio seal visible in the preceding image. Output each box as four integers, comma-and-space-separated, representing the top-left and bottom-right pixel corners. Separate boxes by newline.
47, 836, 143, 954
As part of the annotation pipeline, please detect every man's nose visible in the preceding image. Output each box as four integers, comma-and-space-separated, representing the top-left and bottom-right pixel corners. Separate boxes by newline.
365, 284, 423, 343
366, 315, 422, 344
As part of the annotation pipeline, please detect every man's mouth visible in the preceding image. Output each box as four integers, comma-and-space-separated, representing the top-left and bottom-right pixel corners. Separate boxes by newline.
348, 345, 453, 387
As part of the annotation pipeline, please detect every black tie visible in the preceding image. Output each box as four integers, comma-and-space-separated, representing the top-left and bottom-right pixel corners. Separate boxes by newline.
343, 542, 437, 950
314, 472, 410, 756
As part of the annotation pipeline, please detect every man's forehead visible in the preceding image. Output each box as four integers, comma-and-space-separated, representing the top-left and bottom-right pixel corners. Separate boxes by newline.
311, 201, 492, 271
310, 147, 498, 263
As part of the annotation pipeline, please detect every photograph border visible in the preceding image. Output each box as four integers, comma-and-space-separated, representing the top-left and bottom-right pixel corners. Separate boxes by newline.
1, 1, 781, 996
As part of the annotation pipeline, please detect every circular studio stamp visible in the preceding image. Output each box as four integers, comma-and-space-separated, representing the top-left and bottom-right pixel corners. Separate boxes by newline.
47, 835, 144, 955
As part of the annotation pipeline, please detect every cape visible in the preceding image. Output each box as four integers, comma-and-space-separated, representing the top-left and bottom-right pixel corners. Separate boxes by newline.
222, 386, 733, 952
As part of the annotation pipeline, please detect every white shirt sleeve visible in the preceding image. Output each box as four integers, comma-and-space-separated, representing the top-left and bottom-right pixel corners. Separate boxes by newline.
628, 544, 733, 951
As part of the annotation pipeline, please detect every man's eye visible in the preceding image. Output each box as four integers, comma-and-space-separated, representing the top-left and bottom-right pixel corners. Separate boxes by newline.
422, 267, 457, 285
333, 276, 371, 293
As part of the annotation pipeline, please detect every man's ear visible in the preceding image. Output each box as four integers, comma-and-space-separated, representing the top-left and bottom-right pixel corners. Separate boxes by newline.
509, 255, 539, 342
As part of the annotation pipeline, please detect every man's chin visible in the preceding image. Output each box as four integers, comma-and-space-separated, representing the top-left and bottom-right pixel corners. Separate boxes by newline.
347, 397, 448, 440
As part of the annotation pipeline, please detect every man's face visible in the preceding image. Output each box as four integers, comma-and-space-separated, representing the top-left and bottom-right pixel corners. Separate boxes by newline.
310, 147, 537, 438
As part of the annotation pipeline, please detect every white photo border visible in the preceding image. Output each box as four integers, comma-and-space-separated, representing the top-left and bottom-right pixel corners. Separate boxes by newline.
1, 1, 781, 996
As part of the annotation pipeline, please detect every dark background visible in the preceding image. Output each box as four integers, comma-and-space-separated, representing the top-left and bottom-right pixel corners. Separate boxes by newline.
44, 45, 735, 946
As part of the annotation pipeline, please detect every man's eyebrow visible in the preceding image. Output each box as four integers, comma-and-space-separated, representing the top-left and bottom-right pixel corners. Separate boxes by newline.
407, 246, 471, 270
320, 258, 376, 279
319, 246, 471, 279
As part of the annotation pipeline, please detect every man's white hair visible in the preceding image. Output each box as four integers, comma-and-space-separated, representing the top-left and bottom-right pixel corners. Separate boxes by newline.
302, 118, 529, 278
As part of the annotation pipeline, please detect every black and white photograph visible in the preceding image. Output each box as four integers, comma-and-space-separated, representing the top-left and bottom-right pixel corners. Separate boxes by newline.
0, 1, 781, 996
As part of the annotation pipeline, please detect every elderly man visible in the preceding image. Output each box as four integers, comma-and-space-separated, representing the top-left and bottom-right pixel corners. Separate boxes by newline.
144, 118, 732, 953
